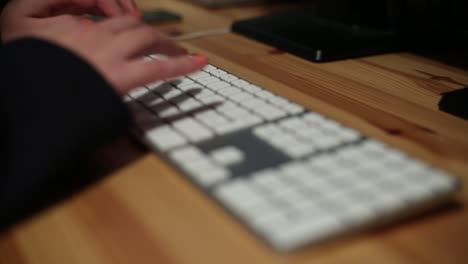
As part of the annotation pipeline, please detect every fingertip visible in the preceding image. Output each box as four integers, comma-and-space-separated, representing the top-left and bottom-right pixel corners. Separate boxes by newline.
191, 54, 209, 66
133, 8, 142, 18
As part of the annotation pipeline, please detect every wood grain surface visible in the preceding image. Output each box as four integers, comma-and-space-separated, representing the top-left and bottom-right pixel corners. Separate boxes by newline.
1, 1, 467, 263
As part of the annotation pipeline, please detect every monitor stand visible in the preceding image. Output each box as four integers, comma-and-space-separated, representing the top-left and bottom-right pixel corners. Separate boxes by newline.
232, 0, 404, 62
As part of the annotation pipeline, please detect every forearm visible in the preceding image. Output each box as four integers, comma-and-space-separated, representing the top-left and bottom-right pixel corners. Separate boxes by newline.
0, 0, 7, 12
0, 38, 131, 231
0, 0, 8, 40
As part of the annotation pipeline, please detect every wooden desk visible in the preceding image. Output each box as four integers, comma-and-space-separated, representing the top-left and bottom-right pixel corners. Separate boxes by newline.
1, 1, 467, 263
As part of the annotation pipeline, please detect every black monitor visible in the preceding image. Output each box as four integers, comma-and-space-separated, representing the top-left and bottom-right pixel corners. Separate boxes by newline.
232, 0, 468, 68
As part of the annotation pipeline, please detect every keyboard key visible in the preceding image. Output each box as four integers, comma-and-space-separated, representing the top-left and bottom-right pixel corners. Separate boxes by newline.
240, 98, 268, 110
282, 103, 305, 114
169, 146, 205, 163
177, 98, 202, 112
249, 209, 290, 235
188, 71, 210, 80
123, 95, 133, 102
217, 86, 242, 97
295, 127, 323, 140
215, 179, 266, 208
173, 117, 214, 143
197, 76, 221, 86
274, 188, 308, 205
253, 124, 285, 139
194, 89, 215, 99
214, 119, 256, 135
210, 69, 227, 77
203, 65, 217, 72
181, 159, 230, 187
232, 79, 250, 87
255, 90, 276, 99
145, 125, 187, 151
242, 84, 263, 93
219, 107, 250, 119
254, 105, 287, 121
128, 87, 150, 99
284, 143, 316, 158
219, 74, 239, 82
268, 96, 289, 106
193, 167, 230, 187
337, 127, 361, 142
210, 146, 245, 166
303, 112, 326, 124
315, 135, 341, 149
162, 89, 182, 100
252, 170, 287, 192
158, 106, 180, 118
195, 110, 229, 127
269, 214, 343, 251
206, 81, 231, 90
424, 170, 458, 194
229, 92, 254, 103
198, 95, 225, 105
141, 95, 164, 108
279, 117, 309, 131
176, 83, 197, 92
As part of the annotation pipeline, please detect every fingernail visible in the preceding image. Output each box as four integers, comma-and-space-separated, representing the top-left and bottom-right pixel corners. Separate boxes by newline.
80, 18, 95, 26
192, 55, 209, 65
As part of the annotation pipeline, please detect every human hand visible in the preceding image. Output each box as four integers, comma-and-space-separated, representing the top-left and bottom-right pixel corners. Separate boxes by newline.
1, 0, 141, 42
23, 15, 208, 95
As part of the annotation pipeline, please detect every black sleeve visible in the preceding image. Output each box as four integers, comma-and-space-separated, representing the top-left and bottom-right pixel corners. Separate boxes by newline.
0, 0, 7, 12
0, 38, 132, 231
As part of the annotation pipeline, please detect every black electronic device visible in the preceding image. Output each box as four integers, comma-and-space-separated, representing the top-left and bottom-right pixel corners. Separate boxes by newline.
232, 0, 468, 65
439, 87, 468, 120
86, 9, 182, 24
142, 9, 182, 24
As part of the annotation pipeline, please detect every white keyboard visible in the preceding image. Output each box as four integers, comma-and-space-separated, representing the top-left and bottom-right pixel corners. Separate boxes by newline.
126, 56, 459, 251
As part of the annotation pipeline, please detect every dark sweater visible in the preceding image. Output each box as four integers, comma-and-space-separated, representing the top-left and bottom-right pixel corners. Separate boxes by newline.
0, 38, 131, 231
0, 0, 6, 12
